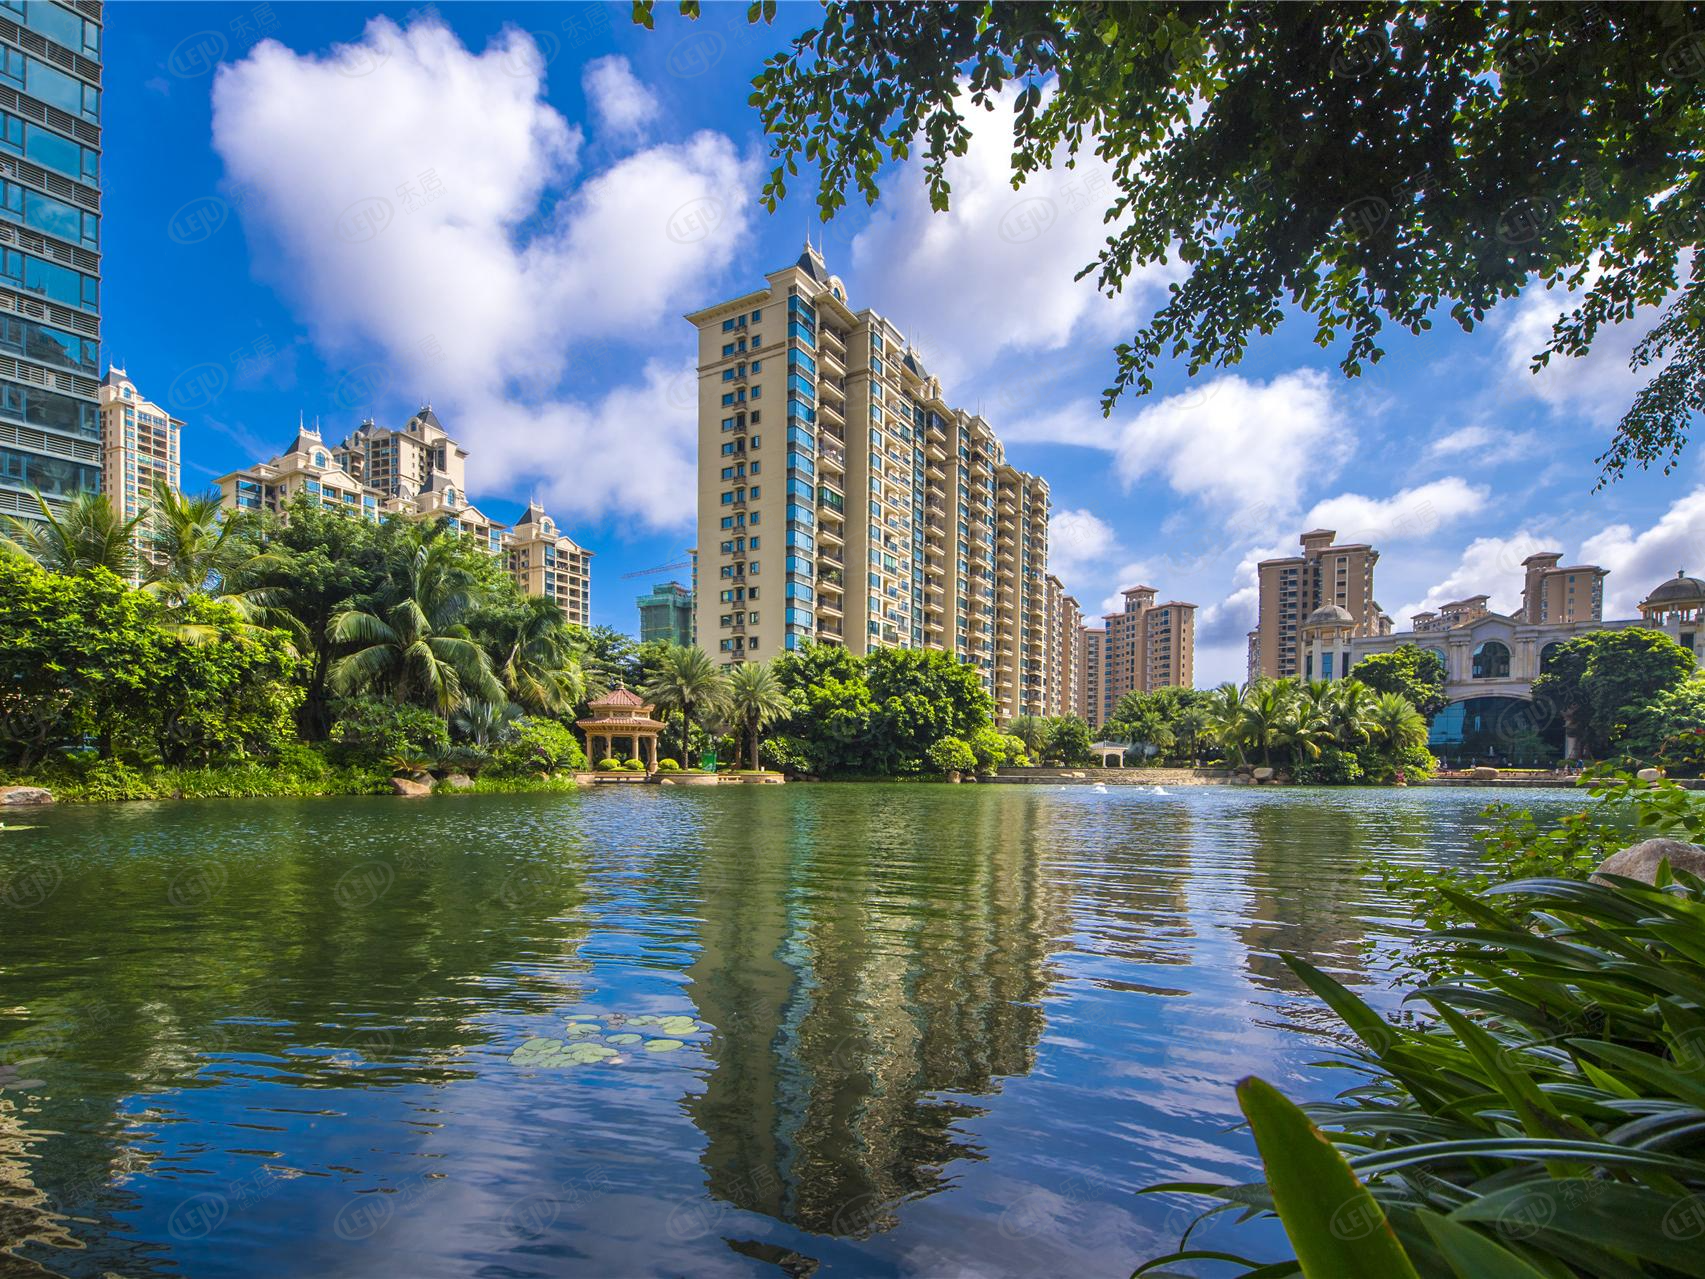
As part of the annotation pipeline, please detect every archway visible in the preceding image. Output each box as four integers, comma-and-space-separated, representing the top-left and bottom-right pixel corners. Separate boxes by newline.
1429, 695, 1563, 768
1471, 640, 1511, 679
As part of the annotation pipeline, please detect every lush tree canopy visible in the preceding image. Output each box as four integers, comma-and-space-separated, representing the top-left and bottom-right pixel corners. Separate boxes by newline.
1534, 627, 1699, 758
1348, 645, 1450, 718
658, 1, 1705, 480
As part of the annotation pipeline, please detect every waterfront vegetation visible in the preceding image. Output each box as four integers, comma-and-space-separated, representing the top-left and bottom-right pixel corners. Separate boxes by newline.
1139, 773, 1705, 1278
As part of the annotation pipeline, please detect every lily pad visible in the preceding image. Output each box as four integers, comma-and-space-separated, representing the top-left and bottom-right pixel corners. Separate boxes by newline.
606, 1033, 641, 1045
643, 1038, 686, 1053
564, 1014, 602, 1022
564, 1022, 603, 1038
659, 1017, 701, 1036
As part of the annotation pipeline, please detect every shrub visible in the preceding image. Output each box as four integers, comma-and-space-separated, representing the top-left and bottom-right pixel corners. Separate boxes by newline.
490, 717, 585, 776
656, 758, 682, 772
328, 698, 448, 767
595, 758, 623, 772
623, 757, 646, 771
926, 735, 976, 775
1293, 746, 1364, 785
1140, 868, 1705, 1278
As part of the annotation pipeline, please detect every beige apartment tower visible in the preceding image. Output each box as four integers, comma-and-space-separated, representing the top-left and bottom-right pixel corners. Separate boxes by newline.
686, 245, 1061, 720
98, 366, 181, 578
1520, 551, 1606, 625
1250, 529, 1391, 681
217, 408, 592, 626
1089, 586, 1197, 725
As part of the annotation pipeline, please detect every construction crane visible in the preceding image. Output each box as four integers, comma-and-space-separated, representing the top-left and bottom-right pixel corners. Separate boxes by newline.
620, 555, 695, 580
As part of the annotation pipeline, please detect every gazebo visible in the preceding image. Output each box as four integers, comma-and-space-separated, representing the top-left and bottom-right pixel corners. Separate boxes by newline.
576, 686, 667, 771
1090, 741, 1128, 768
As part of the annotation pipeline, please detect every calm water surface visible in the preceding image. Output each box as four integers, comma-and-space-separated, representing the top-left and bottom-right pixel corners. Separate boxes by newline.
0, 784, 1580, 1277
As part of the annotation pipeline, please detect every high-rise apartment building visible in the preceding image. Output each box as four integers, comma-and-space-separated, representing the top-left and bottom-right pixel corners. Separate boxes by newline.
1250, 529, 1392, 681
507, 499, 592, 627
1091, 585, 1197, 724
1043, 574, 1082, 718
98, 365, 179, 576
637, 580, 694, 646
687, 245, 1059, 720
217, 409, 592, 626
0, 1, 103, 524
1519, 551, 1606, 625
1079, 626, 1105, 727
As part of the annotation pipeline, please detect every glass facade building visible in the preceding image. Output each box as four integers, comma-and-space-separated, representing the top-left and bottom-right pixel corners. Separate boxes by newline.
0, 0, 100, 521
637, 580, 694, 646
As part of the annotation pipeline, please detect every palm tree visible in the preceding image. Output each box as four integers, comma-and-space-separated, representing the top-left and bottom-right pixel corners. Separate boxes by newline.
1234, 679, 1301, 769
487, 595, 585, 715
143, 480, 247, 603
1006, 714, 1049, 759
1316, 678, 1376, 749
1368, 692, 1429, 758
328, 535, 504, 717
1205, 681, 1251, 764
1, 489, 142, 579
725, 660, 792, 770
644, 643, 729, 767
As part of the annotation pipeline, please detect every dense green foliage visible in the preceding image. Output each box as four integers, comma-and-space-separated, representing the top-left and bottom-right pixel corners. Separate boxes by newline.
0, 493, 597, 795
1347, 645, 1450, 719
0, 557, 302, 771
1533, 628, 1699, 761
766, 642, 995, 777
1141, 861, 1705, 1278
679, 1, 1705, 482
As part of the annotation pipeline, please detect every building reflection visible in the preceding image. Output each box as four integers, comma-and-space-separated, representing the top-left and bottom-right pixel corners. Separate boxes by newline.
683, 789, 1070, 1236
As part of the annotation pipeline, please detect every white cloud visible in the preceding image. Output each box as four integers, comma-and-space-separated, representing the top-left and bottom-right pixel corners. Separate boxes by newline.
848, 86, 1179, 387
1302, 477, 1489, 547
1395, 530, 1558, 623
1113, 370, 1351, 514
1048, 508, 1117, 589
1581, 488, 1705, 618
582, 55, 660, 141
211, 17, 756, 528
1499, 281, 1653, 422
1427, 423, 1540, 464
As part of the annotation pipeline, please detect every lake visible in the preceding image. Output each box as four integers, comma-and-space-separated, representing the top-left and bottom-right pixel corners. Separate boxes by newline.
0, 784, 1583, 1277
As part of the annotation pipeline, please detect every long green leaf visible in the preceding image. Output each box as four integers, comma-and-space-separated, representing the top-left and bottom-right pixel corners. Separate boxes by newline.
1415, 1208, 1553, 1279
1237, 1076, 1421, 1279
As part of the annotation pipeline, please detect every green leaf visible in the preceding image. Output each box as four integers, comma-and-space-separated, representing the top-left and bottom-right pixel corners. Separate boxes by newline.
1237, 1076, 1421, 1279
1415, 1209, 1553, 1279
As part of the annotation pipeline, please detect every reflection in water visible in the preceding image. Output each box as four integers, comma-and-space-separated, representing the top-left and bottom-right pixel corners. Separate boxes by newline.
0, 785, 1577, 1278
686, 790, 1067, 1235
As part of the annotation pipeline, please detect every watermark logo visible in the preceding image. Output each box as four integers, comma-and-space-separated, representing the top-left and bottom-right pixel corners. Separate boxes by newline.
168, 197, 229, 245
502, 32, 560, 78
338, 42, 391, 78
333, 1194, 393, 1240
667, 30, 724, 78
0, 862, 61, 910
1665, 1194, 1705, 1240
335, 362, 392, 410
168, 31, 229, 79
501, 1192, 562, 1239
169, 863, 228, 908
335, 197, 394, 245
168, 1192, 229, 1240
1496, 199, 1552, 246
1329, 1195, 1383, 1240
1340, 195, 1390, 241
998, 196, 1058, 245
665, 1197, 727, 1241
168, 362, 229, 412
1664, 32, 1705, 80
667, 197, 724, 245
1331, 29, 1389, 78
335, 861, 394, 908
1493, 1189, 1554, 1241
829, 1191, 886, 1237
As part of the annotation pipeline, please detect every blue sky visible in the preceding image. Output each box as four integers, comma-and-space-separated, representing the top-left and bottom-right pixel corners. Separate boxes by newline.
105, 2, 1704, 683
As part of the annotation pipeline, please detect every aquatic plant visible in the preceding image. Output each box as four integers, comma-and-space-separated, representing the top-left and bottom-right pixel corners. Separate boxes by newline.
1136, 868, 1705, 1277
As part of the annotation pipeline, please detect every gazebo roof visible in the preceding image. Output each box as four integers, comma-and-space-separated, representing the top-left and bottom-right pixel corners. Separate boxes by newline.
576, 713, 666, 731
586, 685, 652, 711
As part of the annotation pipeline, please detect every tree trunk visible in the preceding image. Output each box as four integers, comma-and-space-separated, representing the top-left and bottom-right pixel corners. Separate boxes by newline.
749, 723, 760, 772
